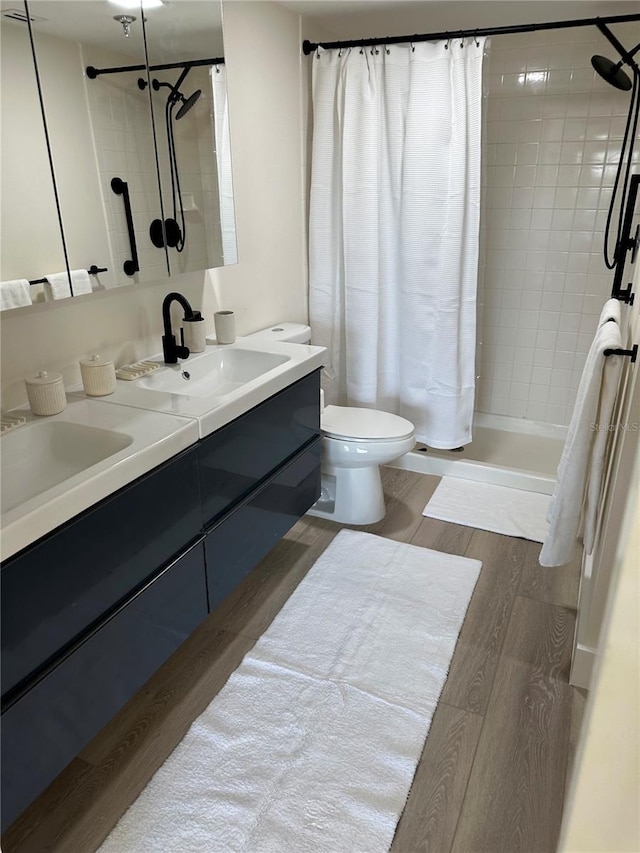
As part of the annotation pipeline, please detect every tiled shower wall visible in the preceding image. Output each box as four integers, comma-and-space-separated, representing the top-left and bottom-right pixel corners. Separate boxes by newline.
476, 24, 640, 426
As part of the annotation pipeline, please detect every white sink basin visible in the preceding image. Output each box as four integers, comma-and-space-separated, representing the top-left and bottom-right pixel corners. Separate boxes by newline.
1, 399, 199, 562
1, 420, 133, 513
93, 338, 327, 439
138, 348, 290, 398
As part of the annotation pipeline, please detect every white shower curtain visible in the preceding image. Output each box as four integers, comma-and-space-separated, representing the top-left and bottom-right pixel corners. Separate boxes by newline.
309, 40, 484, 448
211, 65, 238, 265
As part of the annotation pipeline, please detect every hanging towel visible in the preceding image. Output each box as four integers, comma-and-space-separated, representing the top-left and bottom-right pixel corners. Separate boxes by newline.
44, 269, 92, 301
540, 319, 623, 567
582, 345, 624, 555
597, 298, 621, 327
0, 279, 32, 310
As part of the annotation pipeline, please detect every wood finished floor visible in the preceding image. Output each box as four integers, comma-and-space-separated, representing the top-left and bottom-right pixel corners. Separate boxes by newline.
2, 469, 582, 853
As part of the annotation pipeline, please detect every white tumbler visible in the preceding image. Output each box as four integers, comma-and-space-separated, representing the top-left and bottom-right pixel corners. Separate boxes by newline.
214, 310, 236, 344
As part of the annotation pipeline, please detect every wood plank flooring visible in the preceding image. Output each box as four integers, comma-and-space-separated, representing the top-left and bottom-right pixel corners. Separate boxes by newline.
2, 470, 582, 853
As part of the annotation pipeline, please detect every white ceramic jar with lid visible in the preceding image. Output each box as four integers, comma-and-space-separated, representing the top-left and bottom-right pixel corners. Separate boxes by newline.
80, 354, 116, 396
24, 371, 66, 415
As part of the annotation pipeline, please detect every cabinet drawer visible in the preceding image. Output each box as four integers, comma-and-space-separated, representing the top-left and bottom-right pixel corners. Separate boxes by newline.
1, 446, 201, 699
205, 438, 321, 610
197, 370, 320, 528
0, 539, 207, 831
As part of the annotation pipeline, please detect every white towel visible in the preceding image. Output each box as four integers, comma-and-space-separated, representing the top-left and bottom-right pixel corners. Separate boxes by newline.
44, 269, 92, 301
540, 320, 623, 567
1, 279, 32, 310
582, 347, 623, 555
598, 298, 621, 328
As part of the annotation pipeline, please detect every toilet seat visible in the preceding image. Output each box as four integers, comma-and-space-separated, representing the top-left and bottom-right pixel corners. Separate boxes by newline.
321, 405, 414, 442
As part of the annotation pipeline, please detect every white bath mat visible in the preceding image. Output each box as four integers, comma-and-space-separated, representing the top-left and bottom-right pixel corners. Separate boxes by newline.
423, 476, 551, 542
99, 530, 481, 853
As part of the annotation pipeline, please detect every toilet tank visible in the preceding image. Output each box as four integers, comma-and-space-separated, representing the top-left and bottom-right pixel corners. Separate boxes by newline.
243, 323, 311, 345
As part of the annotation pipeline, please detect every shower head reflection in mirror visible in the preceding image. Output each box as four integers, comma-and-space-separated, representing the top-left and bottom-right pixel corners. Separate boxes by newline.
147, 67, 206, 253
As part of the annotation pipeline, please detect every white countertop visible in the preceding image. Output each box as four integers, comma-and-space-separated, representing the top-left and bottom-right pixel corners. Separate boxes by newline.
1, 338, 325, 562
1, 399, 198, 562
75, 337, 326, 439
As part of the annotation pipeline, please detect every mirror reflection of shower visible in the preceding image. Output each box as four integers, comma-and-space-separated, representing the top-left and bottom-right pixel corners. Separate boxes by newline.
150, 68, 202, 252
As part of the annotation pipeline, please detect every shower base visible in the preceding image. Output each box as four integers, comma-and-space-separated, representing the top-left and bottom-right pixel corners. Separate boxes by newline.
390, 412, 566, 495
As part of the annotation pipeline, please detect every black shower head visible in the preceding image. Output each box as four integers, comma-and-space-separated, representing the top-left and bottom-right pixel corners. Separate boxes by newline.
175, 89, 202, 120
591, 54, 633, 91
152, 78, 202, 118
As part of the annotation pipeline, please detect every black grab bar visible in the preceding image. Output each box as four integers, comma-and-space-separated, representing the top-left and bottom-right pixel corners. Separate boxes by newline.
111, 177, 139, 276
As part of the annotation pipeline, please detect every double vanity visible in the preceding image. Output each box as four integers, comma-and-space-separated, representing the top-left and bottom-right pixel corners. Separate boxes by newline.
0, 336, 325, 830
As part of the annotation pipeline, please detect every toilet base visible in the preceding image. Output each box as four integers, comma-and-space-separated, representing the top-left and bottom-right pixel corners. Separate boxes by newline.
306, 463, 386, 525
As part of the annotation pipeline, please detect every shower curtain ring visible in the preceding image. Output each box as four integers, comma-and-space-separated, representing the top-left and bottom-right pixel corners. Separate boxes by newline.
410, 42, 415, 52
445, 37, 450, 50
385, 45, 391, 55
474, 30, 480, 47
315, 47, 320, 59
460, 35, 465, 48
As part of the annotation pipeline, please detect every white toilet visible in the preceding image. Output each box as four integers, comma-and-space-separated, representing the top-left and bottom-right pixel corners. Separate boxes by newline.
244, 324, 416, 525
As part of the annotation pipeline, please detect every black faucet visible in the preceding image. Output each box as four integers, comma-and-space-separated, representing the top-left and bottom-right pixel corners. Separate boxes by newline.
162, 291, 195, 363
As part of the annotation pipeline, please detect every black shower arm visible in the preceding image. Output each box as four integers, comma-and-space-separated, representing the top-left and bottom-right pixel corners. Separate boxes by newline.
597, 23, 640, 73
155, 66, 191, 104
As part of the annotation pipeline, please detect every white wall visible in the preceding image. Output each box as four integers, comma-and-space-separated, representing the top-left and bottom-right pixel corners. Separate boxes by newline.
1, 0, 308, 411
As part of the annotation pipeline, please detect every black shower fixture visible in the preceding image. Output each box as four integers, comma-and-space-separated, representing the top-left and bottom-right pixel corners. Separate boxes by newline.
591, 54, 633, 91
590, 23, 640, 91
176, 88, 202, 120
591, 24, 640, 272
148, 68, 202, 253
151, 78, 202, 120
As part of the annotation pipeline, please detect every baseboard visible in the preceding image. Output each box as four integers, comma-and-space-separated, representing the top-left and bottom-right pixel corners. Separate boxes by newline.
570, 643, 596, 690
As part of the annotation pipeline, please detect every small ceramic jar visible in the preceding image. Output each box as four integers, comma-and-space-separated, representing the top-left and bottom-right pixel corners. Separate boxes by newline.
24, 370, 66, 415
80, 354, 116, 396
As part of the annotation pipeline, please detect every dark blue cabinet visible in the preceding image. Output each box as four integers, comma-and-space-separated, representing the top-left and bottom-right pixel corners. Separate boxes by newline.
197, 372, 320, 527
0, 369, 321, 831
1, 447, 202, 699
1, 540, 208, 828
206, 439, 321, 609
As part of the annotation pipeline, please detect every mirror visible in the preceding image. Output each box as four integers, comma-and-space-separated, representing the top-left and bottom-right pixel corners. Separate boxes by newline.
144, 0, 237, 273
0, 0, 237, 305
0, 4, 69, 292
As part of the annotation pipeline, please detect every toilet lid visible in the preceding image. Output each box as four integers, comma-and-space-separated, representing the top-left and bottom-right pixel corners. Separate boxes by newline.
321, 406, 414, 441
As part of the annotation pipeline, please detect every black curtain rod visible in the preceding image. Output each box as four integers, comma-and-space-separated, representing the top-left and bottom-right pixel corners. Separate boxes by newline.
302, 12, 640, 54
86, 56, 224, 79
